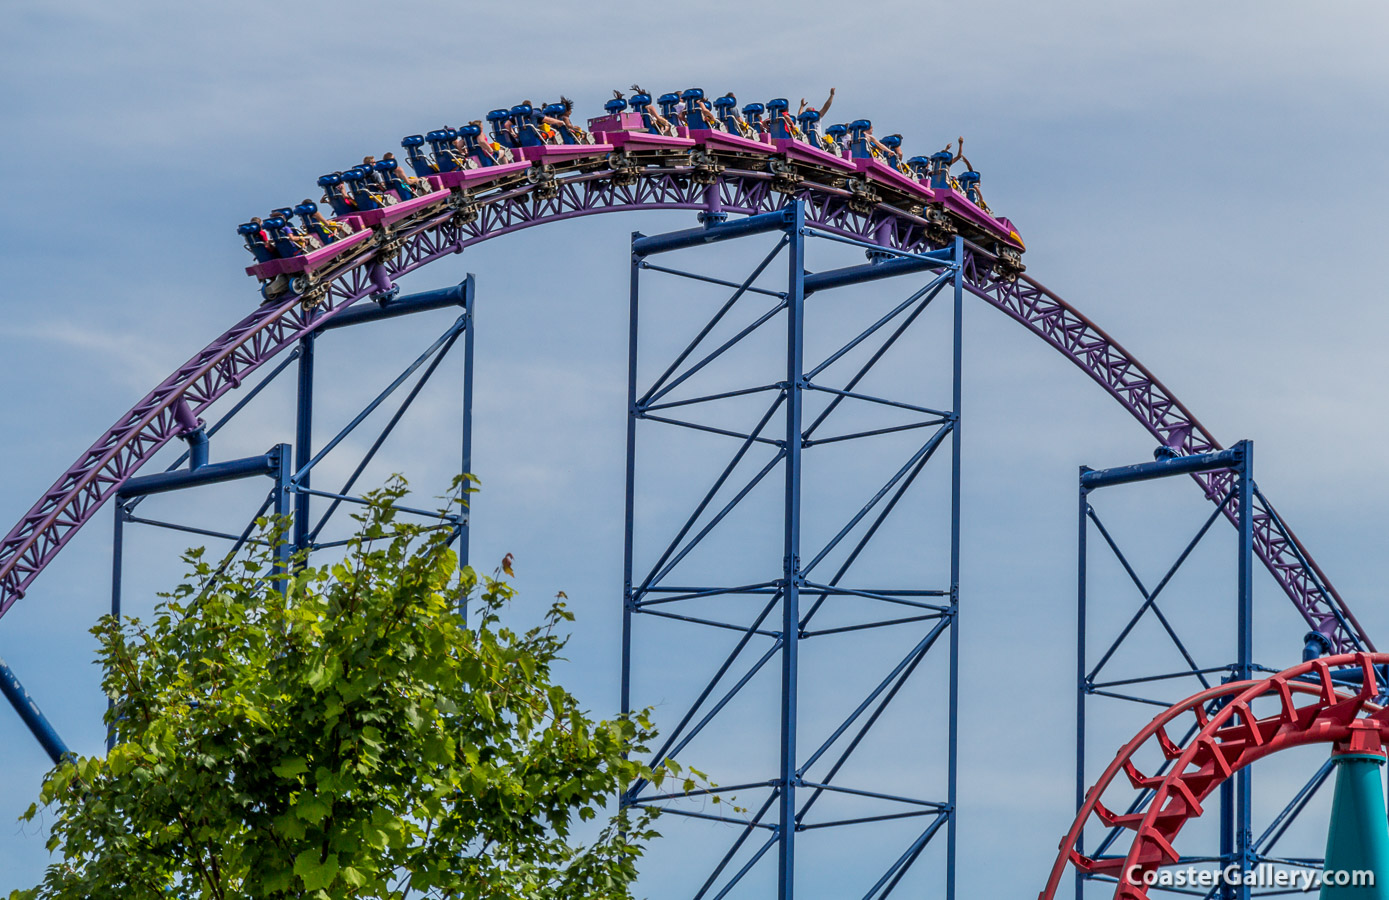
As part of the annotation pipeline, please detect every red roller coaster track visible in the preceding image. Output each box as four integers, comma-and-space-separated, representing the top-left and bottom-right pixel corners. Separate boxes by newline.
1042, 652, 1389, 900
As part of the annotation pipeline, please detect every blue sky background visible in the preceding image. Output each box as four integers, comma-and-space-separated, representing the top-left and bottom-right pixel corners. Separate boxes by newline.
2, 1, 1388, 895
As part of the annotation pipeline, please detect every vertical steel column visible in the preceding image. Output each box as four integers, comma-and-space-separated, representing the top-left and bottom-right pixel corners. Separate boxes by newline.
1075, 475, 1089, 900
621, 238, 641, 723
292, 323, 315, 556
110, 502, 126, 623
108, 501, 127, 752
1235, 440, 1255, 899
1220, 440, 1255, 900
777, 202, 807, 900
458, 276, 475, 616
946, 235, 963, 900
1220, 710, 1234, 898
272, 442, 293, 588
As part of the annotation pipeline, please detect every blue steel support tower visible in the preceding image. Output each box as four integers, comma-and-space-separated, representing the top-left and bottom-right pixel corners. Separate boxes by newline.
104, 279, 477, 742
1073, 443, 1360, 899
1076, 446, 1256, 900
622, 200, 962, 900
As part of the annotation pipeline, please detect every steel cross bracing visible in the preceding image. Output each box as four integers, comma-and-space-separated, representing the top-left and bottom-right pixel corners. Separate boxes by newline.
96, 282, 473, 747
621, 202, 961, 900
2, 280, 477, 761
1074, 445, 1347, 900
0, 168, 1359, 656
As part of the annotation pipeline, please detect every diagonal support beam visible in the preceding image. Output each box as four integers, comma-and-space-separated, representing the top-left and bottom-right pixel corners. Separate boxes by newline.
0, 655, 70, 764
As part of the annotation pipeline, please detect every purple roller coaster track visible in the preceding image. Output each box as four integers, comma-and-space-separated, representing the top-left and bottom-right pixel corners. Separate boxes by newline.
0, 165, 1366, 654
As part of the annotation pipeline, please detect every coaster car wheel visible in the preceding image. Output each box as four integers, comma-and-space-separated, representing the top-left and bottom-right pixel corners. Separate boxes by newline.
690, 149, 724, 185
529, 168, 560, 199
768, 157, 803, 194
925, 205, 957, 243
996, 245, 1025, 276
260, 275, 289, 303
607, 151, 640, 186
448, 192, 479, 224
767, 156, 795, 177
847, 177, 880, 214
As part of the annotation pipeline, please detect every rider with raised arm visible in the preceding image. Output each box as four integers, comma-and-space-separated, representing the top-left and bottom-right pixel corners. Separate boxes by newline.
545, 97, 590, 143
948, 136, 991, 210
797, 87, 835, 121
946, 136, 968, 190
626, 86, 677, 137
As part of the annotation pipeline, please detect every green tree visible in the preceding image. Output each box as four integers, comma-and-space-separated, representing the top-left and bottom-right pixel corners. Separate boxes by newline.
12, 479, 684, 899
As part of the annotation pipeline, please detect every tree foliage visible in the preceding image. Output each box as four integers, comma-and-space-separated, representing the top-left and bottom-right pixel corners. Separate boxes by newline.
12, 479, 682, 899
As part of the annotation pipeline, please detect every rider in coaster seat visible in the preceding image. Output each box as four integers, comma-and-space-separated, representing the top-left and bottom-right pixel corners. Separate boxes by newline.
681, 88, 723, 132
926, 149, 955, 189
457, 122, 512, 166
848, 120, 892, 160
714, 93, 752, 137
541, 102, 574, 143
294, 200, 350, 244
797, 89, 836, 147
401, 135, 439, 177
796, 108, 822, 145
375, 156, 419, 200
487, 109, 520, 150
880, 134, 911, 173
238, 218, 279, 262
951, 137, 978, 194
339, 168, 387, 211
822, 123, 849, 155
262, 213, 315, 257
353, 165, 397, 205
603, 95, 628, 124
741, 102, 767, 135
424, 129, 468, 173
626, 87, 676, 137
510, 103, 550, 147
766, 99, 800, 140
657, 92, 684, 127
360, 157, 389, 191
958, 171, 990, 212
383, 152, 430, 193
542, 98, 589, 144
317, 173, 357, 216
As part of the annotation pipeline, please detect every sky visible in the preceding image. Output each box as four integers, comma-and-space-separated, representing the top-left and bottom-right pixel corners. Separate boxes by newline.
2, 0, 1388, 895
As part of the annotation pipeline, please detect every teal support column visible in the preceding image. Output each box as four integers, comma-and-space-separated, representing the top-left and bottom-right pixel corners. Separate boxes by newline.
1323, 728, 1389, 899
